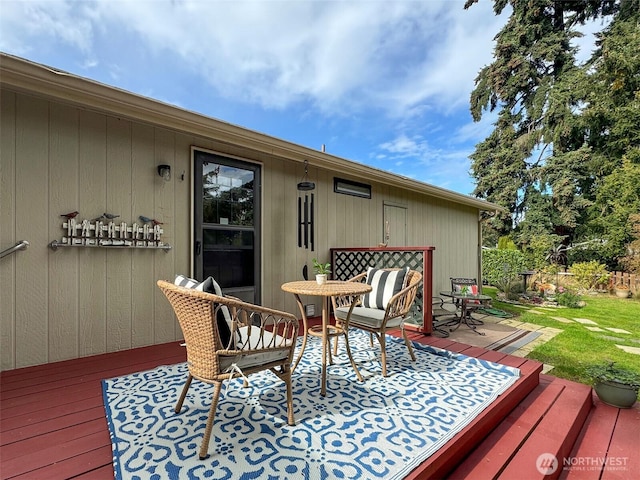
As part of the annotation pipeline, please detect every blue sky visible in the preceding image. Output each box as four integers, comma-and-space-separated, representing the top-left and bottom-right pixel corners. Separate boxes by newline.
0, 1, 601, 195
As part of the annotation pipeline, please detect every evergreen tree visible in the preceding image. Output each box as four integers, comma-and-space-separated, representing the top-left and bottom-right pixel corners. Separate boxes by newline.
465, 0, 639, 268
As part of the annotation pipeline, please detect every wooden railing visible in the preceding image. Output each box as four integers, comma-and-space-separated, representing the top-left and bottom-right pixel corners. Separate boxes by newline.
330, 246, 435, 334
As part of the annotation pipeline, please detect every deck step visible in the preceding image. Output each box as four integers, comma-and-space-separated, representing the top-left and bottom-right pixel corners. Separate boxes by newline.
449, 374, 593, 480
561, 394, 640, 480
403, 333, 543, 480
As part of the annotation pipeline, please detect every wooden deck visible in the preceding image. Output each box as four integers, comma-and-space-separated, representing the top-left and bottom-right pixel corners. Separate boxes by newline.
1, 325, 638, 479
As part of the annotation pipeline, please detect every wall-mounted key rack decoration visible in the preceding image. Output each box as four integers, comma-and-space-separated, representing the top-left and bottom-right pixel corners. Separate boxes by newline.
49, 217, 172, 252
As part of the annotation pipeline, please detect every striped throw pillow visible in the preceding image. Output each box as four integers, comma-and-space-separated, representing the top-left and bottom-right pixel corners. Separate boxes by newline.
173, 274, 235, 347
362, 267, 409, 310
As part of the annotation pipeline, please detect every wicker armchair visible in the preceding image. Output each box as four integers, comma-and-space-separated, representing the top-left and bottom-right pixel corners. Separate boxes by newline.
157, 280, 299, 460
331, 268, 422, 377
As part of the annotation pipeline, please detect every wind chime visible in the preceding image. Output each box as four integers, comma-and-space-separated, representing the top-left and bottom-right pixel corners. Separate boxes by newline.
297, 160, 315, 251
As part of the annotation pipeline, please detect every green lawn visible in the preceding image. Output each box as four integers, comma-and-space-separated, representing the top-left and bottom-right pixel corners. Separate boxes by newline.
483, 287, 640, 386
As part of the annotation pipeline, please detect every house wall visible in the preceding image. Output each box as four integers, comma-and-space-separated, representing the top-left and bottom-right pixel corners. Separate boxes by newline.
0, 89, 479, 370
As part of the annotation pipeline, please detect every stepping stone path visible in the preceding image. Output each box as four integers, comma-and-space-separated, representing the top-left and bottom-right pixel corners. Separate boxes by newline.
585, 326, 606, 332
606, 327, 631, 334
495, 303, 639, 357
616, 345, 640, 355
572, 318, 599, 325
551, 316, 574, 324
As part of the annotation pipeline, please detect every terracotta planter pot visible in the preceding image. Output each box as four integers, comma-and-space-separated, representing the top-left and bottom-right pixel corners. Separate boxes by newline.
593, 380, 639, 408
615, 288, 630, 298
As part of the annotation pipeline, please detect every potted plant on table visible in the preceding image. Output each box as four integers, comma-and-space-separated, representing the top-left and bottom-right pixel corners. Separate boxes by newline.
586, 361, 640, 408
312, 259, 331, 285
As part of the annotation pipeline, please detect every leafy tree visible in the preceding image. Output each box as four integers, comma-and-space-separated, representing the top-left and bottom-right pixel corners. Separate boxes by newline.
621, 214, 640, 274
497, 236, 517, 250
580, 1, 640, 268
465, 0, 639, 268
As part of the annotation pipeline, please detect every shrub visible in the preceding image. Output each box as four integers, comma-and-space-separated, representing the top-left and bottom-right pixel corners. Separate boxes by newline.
482, 249, 529, 293
568, 261, 610, 291
497, 236, 518, 250
556, 289, 583, 308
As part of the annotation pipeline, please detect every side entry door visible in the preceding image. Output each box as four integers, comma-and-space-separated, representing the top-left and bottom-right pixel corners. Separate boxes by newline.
193, 149, 261, 303
383, 203, 407, 247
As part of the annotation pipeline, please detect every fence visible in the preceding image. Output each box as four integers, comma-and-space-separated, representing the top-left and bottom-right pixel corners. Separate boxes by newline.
609, 271, 639, 294
535, 270, 638, 295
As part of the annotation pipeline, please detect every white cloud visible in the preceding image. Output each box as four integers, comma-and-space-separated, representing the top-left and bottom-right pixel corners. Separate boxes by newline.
0, 1, 94, 54
1, 0, 508, 120
0, 0, 511, 195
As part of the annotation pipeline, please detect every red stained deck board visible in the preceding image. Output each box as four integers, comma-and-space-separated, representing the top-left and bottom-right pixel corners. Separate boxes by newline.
600, 402, 640, 480
0, 341, 185, 386
1, 405, 106, 446
10, 446, 114, 480
1, 396, 104, 433
1, 417, 108, 461
1, 381, 104, 415
1, 351, 186, 401
451, 380, 566, 479
1, 427, 109, 477
499, 379, 593, 480
561, 394, 619, 480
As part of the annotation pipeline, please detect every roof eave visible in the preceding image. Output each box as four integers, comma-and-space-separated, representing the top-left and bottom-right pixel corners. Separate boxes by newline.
0, 53, 504, 212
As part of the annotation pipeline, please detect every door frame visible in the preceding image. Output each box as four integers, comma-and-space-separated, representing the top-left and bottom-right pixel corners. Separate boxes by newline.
383, 201, 407, 247
190, 146, 262, 302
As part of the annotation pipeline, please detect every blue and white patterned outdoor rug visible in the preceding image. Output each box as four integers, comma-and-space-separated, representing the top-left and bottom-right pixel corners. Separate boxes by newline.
102, 330, 520, 480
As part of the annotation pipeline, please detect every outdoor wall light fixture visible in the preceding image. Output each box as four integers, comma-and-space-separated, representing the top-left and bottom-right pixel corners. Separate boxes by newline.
157, 165, 171, 182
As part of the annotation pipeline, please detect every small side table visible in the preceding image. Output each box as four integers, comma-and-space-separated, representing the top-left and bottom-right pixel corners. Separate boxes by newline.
281, 280, 372, 396
440, 291, 492, 335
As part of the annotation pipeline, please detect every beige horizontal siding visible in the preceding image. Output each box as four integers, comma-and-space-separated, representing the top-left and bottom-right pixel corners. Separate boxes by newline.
0, 89, 479, 370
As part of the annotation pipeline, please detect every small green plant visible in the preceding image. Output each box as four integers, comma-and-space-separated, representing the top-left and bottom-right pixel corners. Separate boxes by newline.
312, 258, 331, 275
555, 287, 583, 308
585, 361, 640, 388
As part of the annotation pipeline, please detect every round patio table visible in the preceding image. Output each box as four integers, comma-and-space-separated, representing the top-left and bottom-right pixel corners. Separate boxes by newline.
440, 291, 492, 335
281, 280, 372, 397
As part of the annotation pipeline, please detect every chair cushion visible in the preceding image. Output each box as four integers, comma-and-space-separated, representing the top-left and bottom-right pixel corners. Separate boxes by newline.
453, 283, 479, 296
335, 306, 405, 329
219, 326, 293, 371
173, 274, 234, 347
452, 282, 481, 305
362, 267, 409, 310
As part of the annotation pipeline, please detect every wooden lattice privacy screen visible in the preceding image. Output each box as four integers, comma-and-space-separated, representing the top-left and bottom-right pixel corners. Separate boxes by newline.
330, 247, 435, 334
